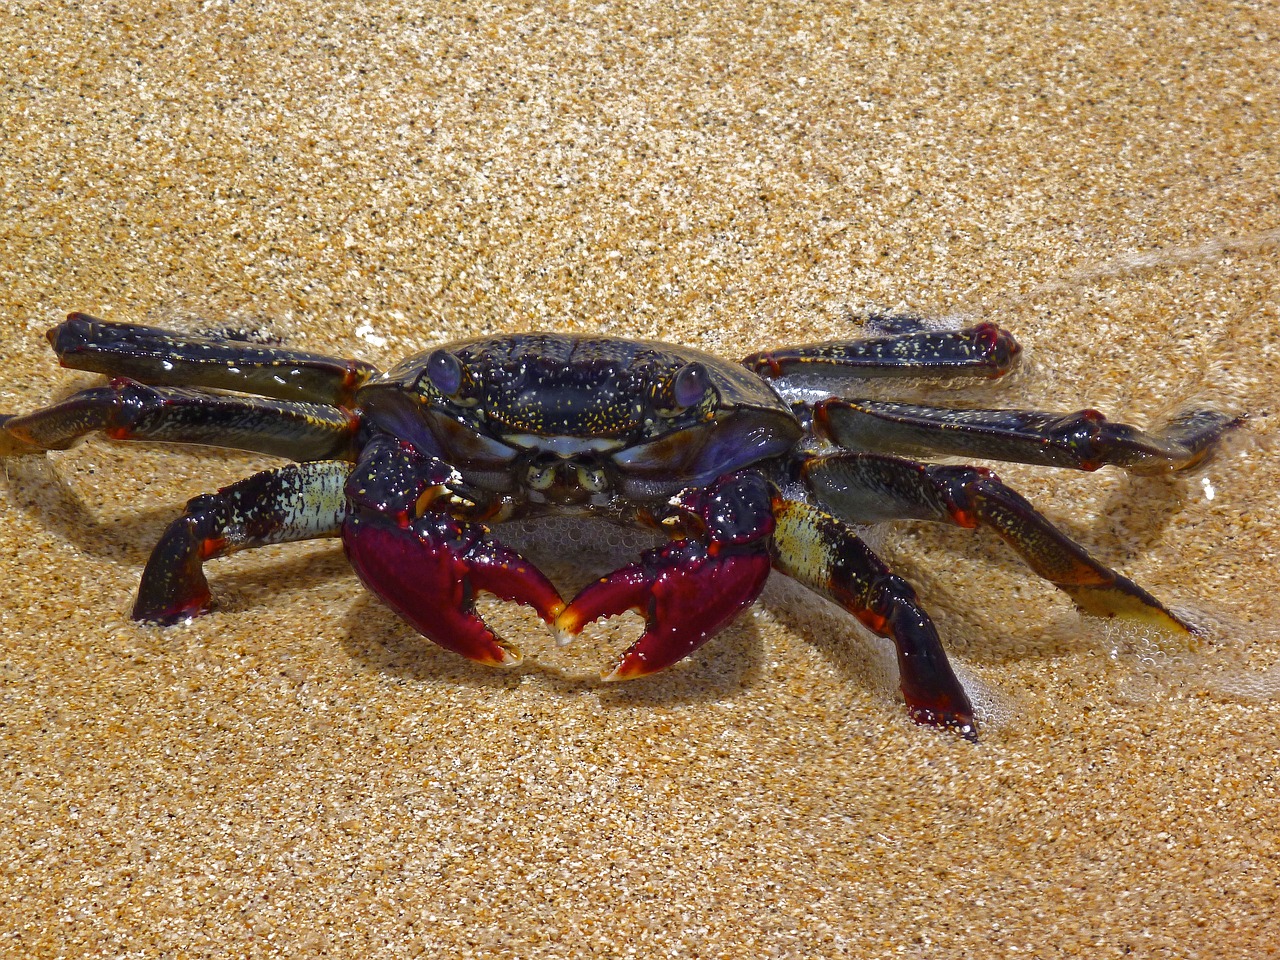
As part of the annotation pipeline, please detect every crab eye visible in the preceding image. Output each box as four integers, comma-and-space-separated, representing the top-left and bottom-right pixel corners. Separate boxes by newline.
662, 361, 712, 415
424, 349, 464, 397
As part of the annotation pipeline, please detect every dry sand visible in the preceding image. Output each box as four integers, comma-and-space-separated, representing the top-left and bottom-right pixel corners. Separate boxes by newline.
1, 2, 1277, 957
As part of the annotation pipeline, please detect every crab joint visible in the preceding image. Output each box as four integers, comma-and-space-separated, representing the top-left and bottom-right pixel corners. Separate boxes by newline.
414, 484, 451, 517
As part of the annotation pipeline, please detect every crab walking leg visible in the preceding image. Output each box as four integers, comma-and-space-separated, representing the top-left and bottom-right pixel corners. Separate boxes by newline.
770, 496, 976, 738
556, 472, 776, 680
806, 453, 1196, 636
0, 378, 358, 461
135, 460, 352, 623
816, 399, 1241, 475
741, 322, 1021, 381
341, 434, 564, 667
47, 313, 378, 405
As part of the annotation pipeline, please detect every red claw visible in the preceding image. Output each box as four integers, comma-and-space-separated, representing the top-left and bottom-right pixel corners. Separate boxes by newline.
556, 537, 772, 680
343, 513, 563, 667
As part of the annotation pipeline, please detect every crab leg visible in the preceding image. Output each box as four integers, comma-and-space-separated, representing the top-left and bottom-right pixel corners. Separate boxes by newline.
0, 378, 358, 461
555, 468, 976, 736
742, 322, 1021, 381
805, 453, 1196, 637
816, 400, 1241, 475
341, 434, 563, 666
555, 472, 776, 680
770, 496, 976, 738
134, 460, 352, 622
48, 313, 378, 405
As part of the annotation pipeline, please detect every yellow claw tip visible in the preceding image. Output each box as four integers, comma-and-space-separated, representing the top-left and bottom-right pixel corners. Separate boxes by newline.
485, 642, 522, 667
553, 607, 587, 636
600, 654, 653, 683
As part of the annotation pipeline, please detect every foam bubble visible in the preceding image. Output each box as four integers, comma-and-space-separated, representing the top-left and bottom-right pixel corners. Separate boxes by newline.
1208, 663, 1280, 700
954, 665, 1015, 732
1094, 603, 1280, 704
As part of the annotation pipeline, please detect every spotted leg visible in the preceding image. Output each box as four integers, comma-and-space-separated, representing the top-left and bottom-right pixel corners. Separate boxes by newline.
555, 472, 777, 680
770, 496, 977, 738
742, 321, 1022, 381
341, 434, 564, 667
133, 460, 352, 622
0, 378, 358, 461
48, 313, 378, 405
805, 453, 1196, 637
816, 399, 1241, 475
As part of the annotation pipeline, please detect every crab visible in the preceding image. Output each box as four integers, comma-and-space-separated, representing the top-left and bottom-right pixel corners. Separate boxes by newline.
1, 313, 1239, 738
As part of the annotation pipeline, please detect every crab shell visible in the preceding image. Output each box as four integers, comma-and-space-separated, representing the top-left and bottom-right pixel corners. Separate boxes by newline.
357, 333, 805, 511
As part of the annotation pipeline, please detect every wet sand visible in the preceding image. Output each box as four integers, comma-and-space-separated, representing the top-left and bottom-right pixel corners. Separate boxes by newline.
1, 2, 1277, 956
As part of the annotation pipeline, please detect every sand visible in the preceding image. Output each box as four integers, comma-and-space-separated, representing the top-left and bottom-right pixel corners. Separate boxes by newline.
1, 1, 1277, 957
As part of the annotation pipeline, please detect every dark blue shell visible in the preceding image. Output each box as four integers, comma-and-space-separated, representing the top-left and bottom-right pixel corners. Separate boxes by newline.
357, 333, 803, 505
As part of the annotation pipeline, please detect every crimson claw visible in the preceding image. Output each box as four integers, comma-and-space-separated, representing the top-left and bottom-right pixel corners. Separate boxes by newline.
342, 513, 563, 667
556, 538, 772, 681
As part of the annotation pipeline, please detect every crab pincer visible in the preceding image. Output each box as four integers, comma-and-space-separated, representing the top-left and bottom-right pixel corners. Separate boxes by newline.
555, 472, 776, 680
342, 436, 563, 666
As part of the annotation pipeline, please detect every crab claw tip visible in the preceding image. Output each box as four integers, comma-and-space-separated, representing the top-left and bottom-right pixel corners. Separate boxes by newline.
552, 607, 584, 636
549, 623, 576, 648
553, 576, 646, 637
600, 651, 659, 682
492, 642, 523, 667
